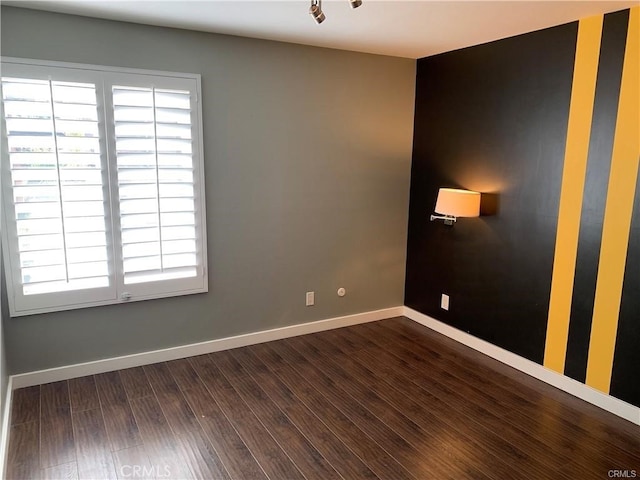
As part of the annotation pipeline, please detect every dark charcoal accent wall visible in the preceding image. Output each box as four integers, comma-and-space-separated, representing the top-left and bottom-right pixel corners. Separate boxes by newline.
405, 22, 579, 363
564, 10, 629, 383
611, 172, 640, 407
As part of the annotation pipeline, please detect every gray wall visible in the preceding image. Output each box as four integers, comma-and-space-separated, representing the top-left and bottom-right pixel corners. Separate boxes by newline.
0, 7, 415, 374
0, 254, 7, 430
0, 317, 5, 412
0, 309, 6, 417
1, 205, 8, 476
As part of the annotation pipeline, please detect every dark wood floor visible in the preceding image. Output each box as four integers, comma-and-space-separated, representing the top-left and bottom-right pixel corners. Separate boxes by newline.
6, 317, 640, 480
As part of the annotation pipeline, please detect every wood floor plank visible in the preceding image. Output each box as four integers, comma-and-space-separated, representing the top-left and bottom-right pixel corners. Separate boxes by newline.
359, 320, 633, 474
6, 463, 42, 480
289, 333, 508, 480
129, 394, 194, 480
103, 403, 143, 453
297, 330, 567, 480
238, 354, 380, 480
317, 326, 379, 351
68, 376, 100, 412
376, 318, 640, 461
208, 350, 247, 378
188, 354, 306, 480
143, 363, 231, 480
41, 381, 71, 421
229, 346, 272, 375
260, 341, 417, 480
11, 386, 40, 425
112, 445, 155, 480
287, 339, 432, 478
165, 358, 202, 389
7, 421, 41, 480
94, 372, 129, 406
272, 338, 447, 480
40, 415, 76, 470
119, 367, 154, 400
8, 317, 639, 480
95, 371, 142, 451
359, 319, 640, 470
351, 345, 571, 480
40, 381, 75, 469
167, 358, 269, 480
327, 339, 543, 479
214, 349, 342, 480
390, 317, 640, 445
72, 408, 117, 480
143, 363, 181, 396
42, 461, 79, 480
248, 341, 290, 369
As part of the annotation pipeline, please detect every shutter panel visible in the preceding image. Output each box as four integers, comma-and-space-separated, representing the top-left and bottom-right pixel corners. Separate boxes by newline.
2, 77, 110, 296
113, 85, 199, 285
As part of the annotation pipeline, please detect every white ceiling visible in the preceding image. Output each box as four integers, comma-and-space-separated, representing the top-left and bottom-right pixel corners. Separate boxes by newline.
4, 1, 638, 59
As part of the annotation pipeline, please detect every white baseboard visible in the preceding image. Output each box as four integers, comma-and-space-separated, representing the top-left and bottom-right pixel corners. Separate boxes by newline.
10, 306, 404, 389
403, 306, 640, 426
8, 304, 638, 428
0, 376, 13, 480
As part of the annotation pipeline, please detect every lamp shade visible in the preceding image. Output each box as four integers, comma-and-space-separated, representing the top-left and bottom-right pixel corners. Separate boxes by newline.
434, 188, 481, 217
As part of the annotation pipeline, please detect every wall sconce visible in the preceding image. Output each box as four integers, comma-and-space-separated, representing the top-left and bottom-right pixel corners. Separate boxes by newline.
430, 188, 481, 225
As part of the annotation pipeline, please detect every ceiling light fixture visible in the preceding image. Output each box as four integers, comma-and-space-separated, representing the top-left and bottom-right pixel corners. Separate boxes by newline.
309, 0, 362, 24
309, 0, 326, 24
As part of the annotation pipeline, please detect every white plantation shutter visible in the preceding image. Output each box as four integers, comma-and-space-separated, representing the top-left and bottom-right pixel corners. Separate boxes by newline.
1, 59, 207, 316
112, 85, 199, 287
1, 76, 115, 312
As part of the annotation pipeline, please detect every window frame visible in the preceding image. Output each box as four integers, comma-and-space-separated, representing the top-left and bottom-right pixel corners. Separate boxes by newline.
1, 57, 208, 317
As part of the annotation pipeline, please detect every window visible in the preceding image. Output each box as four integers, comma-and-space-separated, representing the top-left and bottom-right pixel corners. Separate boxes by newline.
1, 58, 207, 316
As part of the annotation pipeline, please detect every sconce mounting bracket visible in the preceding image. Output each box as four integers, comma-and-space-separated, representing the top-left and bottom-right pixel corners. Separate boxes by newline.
430, 214, 456, 225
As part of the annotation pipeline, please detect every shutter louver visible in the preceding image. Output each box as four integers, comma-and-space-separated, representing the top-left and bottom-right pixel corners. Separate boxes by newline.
113, 86, 198, 285
2, 77, 110, 295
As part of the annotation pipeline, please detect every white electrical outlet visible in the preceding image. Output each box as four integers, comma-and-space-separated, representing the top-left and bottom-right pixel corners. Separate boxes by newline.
306, 291, 315, 306
441, 294, 450, 311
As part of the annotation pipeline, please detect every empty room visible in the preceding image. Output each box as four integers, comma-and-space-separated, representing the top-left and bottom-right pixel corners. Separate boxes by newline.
0, 1, 639, 479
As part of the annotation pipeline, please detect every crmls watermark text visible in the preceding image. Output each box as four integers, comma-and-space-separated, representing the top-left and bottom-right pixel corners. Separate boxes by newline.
120, 464, 172, 478
608, 470, 637, 478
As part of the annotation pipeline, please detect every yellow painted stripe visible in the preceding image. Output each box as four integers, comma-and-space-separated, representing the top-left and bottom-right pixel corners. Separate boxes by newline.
586, 7, 640, 393
544, 16, 603, 373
